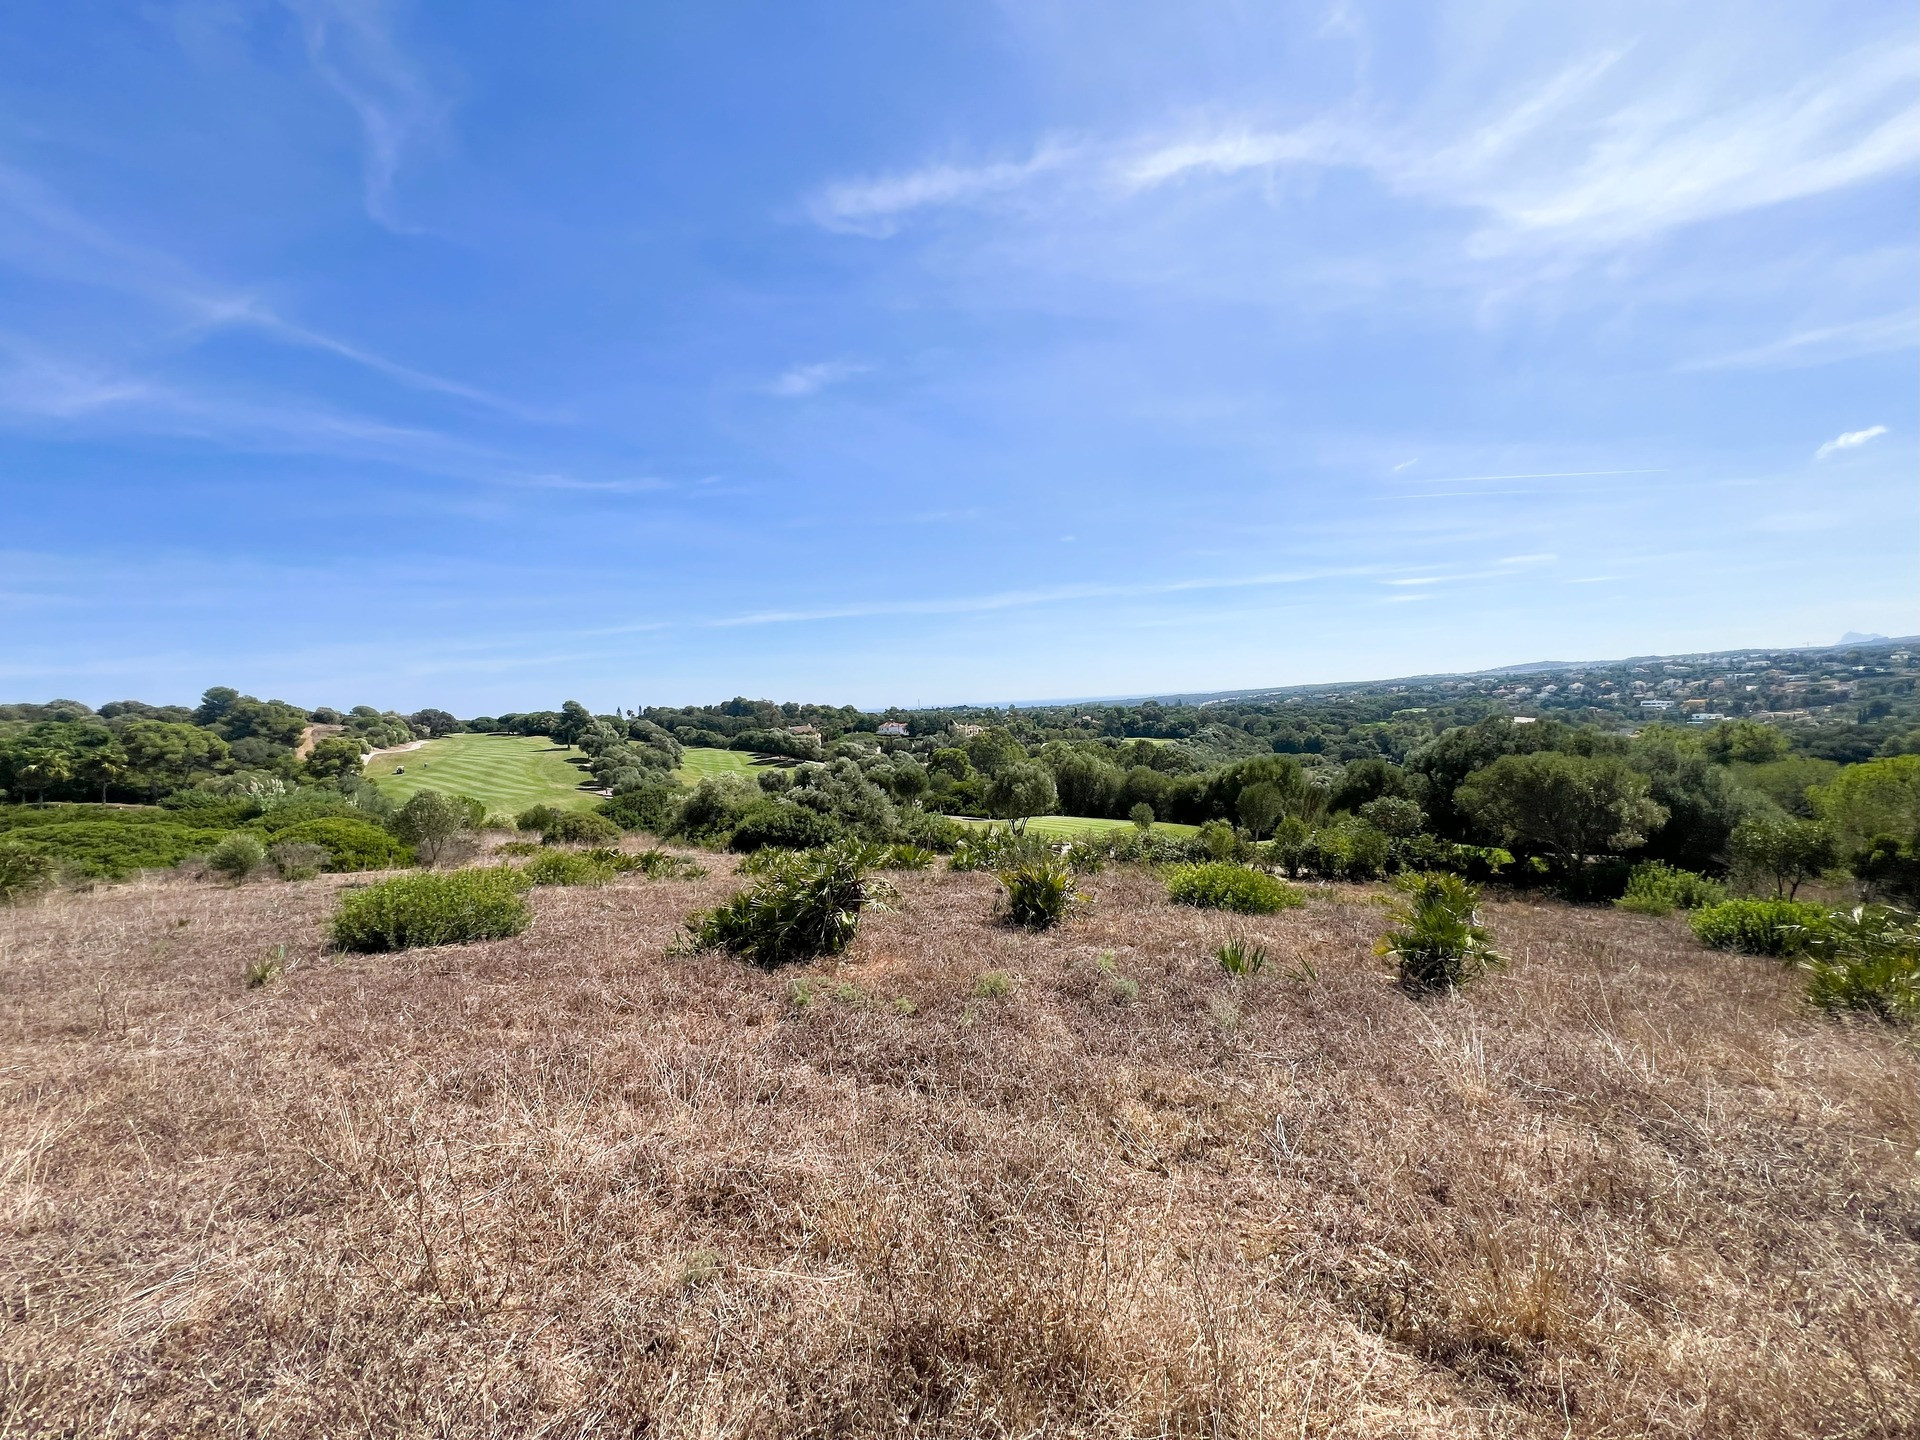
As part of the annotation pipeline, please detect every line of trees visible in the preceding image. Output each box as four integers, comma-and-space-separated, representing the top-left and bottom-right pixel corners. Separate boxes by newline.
5, 680, 1916, 906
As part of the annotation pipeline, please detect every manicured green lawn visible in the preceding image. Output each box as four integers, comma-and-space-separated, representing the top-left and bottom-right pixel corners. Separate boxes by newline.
948, 814, 1199, 840
675, 747, 781, 783
364, 734, 600, 816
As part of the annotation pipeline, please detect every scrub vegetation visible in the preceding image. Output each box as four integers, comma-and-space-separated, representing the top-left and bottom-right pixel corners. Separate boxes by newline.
0, 858, 1912, 1437
1, 648, 1916, 1433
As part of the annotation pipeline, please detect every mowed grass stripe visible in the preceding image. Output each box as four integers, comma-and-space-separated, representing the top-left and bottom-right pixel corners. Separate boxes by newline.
364, 734, 600, 815
948, 813, 1199, 839
675, 747, 777, 784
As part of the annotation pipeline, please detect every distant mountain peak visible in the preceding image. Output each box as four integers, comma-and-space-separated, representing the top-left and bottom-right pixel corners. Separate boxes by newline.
1840, 631, 1890, 644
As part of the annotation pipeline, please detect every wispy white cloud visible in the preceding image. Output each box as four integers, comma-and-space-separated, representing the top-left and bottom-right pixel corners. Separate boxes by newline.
1678, 313, 1918, 371
284, 0, 445, 232
508, 473, 671, 493
768, 360, 870, 397
0, 336, 502, 473
1815, 425, 1887, 459
809, 36, 1920, 256
807, 145, 1075, 236
1459, 46, 1920, 246
707, 565, 1372, 628
1119, 122, 1356, 189
0, 338, 157, 418
0, 159, 535, 416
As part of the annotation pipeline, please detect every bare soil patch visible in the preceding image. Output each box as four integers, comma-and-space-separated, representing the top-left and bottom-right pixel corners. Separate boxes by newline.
1, 865, 1913, 1437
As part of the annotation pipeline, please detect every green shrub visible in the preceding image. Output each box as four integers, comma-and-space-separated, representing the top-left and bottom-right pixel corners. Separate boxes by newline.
0, 814, 231, 879
248, 790, 361, 828
972, 970, 1014, 999
388, 790, 477, 866
1851, 834, 1920, 907
670, 775, 759, 844
610, 847, 705, 879
522, 848, 617, 887
1689, 899, 1830, 957
894, 808, 964, 853
1386, 835, 1513, 883
997, 852, 1077, 929
207, 832, 269, 881
330, 867, 533, 952
1377, 871, 1503, 992
268, 840, 328, 881
729, 800, 843, 853
599, 781, 679, 835
1215, 937, 1268, 977
540, 810, 622, 846
496, 839, 543, 857
1195, 820, 1245, 861
1615, 861, 1727, 916
516, 804, 561, 834
1300, 818, 1393, 880
686, 843, 893, 965
0, 843, 56, 905
261, 817, 413, 872
1167, 863, 1304, 915
1066, 828, 1194, 870
1800, 907, 1918, 1023
877, 844, 935, 870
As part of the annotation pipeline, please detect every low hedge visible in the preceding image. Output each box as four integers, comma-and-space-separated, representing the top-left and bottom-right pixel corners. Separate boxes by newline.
728, 800, 844, 853
1616, 862, 1726, 916
522, 848, 617, 887
330, 867, 533, 952
258, 816, 414, 872
0, 818, 231, 878
0, 843, 57, 904
1167, 862, 1305, 915
1689, 899, 1830, 956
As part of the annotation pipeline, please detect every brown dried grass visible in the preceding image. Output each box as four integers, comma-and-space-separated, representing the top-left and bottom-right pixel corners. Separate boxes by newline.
0, 860, 1913, 1437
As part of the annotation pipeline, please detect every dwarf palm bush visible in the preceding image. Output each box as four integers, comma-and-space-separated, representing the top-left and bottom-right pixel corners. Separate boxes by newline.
617, 847, 705, 879
949, 824, 1040, 873
997, 851, 1077, 929
1799, 907, 1918, 1023
1167, 862, 1304, 915
330, 867, 533, 952
0, 843, 56, 905
688, 843, 893, 965
1378, 871, 1503, 993
1214, 937, 1269, 978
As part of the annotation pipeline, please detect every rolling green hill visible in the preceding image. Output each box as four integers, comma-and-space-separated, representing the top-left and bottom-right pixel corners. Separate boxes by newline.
364, 734, 600, 816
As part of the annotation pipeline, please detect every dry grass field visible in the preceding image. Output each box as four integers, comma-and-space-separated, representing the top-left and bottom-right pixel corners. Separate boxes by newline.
1, 858, 1914, 1438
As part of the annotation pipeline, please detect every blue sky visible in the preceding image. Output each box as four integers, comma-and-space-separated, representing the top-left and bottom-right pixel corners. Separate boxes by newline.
1, 1, 1915, 713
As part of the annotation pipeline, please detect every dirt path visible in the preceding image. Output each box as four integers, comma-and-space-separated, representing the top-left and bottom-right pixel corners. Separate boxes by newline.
360, 738, 429, 767
293, 723, 344, 761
